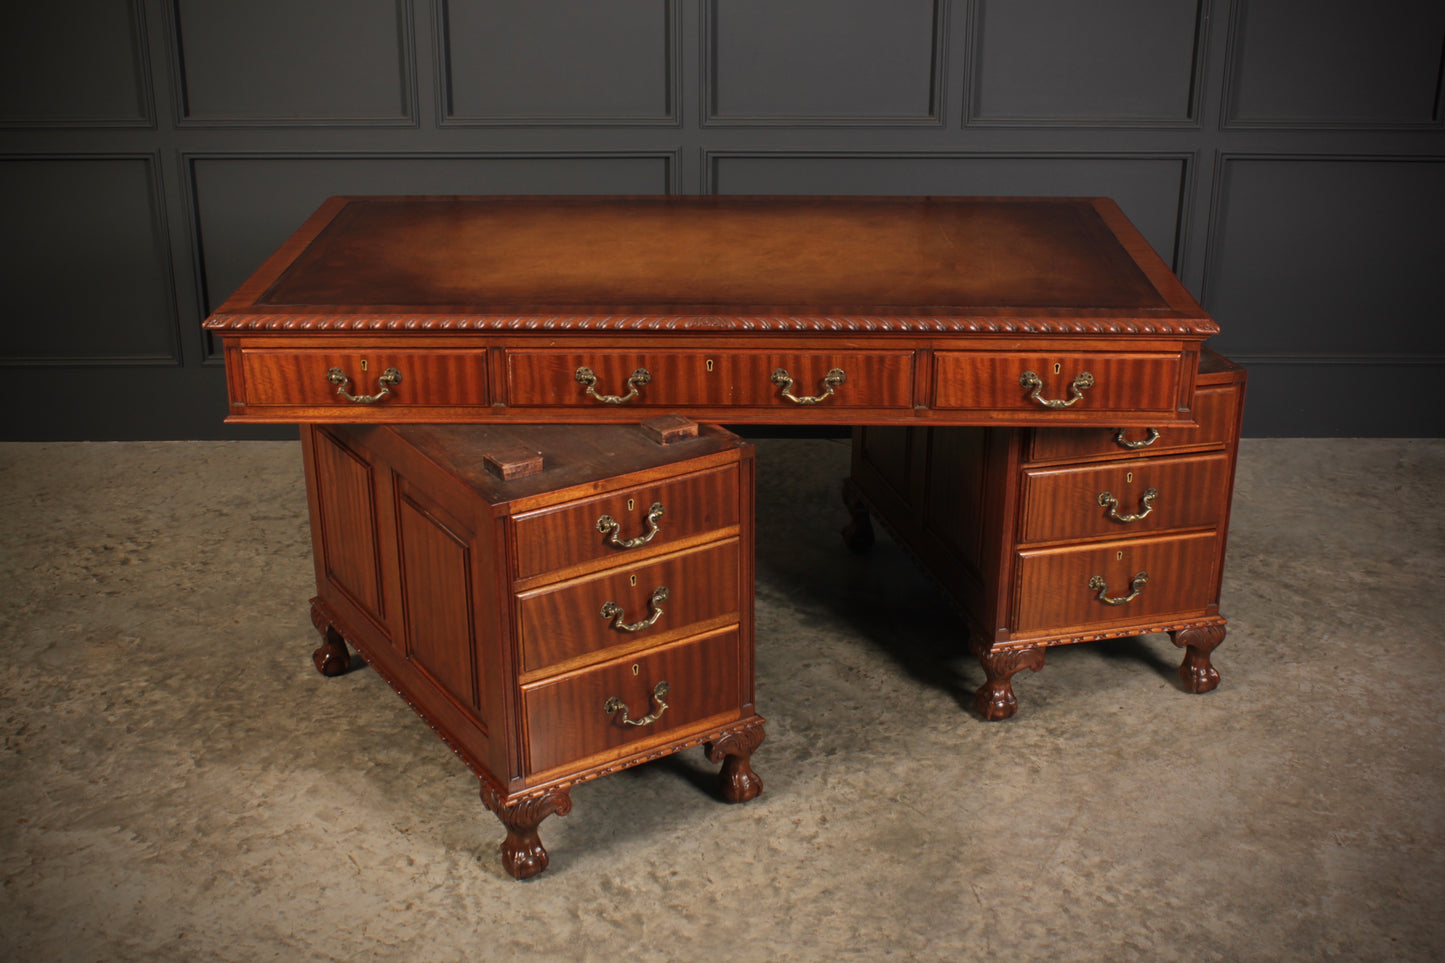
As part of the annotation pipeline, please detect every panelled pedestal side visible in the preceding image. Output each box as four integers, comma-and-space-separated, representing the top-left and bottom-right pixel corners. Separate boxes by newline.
302, 419, 763, 878
844, 350, 1246, 719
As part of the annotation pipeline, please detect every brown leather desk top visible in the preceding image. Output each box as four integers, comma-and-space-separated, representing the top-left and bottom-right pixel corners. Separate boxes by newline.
204, 195, 1216, 336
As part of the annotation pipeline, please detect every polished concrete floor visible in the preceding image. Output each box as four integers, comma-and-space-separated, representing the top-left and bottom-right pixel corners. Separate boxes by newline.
1, 437, 1441, 962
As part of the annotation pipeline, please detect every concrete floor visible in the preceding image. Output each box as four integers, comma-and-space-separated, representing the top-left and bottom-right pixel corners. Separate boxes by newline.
0, 436, 1441, 962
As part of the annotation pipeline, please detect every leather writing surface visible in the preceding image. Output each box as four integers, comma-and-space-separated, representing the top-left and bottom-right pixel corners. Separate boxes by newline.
257, 196, 1169, 315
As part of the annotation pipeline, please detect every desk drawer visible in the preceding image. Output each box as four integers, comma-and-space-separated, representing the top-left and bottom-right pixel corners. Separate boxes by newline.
516, 540, 742, 673
1012, 531, 1220, 634
511, 463, 741, 579
521, 627, 744, 775
505, 350, 913, 409
1026, 381, 1241, 463
240, 349, 488, 408
932, 351, 1184, 418
1018, 452, 1232, 544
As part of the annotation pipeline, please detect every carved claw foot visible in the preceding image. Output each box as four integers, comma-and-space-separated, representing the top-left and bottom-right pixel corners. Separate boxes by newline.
972, 642, 1046, 720
309, 597, 351, 677
1171, 624, 1226, 694
839, 481, 875, 553
705, 722, 766, 803
480, 786, 573, 881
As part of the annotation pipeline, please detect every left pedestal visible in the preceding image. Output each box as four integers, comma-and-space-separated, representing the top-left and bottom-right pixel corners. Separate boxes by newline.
301, 419, 764, 879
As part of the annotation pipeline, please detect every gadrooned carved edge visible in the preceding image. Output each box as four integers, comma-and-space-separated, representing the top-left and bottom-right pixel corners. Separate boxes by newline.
985, 616, 1230, 652
201, 313, 1220, 337
506, 715, 769, 805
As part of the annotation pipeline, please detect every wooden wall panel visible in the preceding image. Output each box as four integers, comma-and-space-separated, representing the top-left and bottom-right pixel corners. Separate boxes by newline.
0, 156, 176, 365
705, 0, 943, 123
969, 0, 1205, 125
1224, 0, 1445, 127
0, 1, 151, 126
1204, 157, 1445, 357
440, 0, 676, 124
174, 0, 413, 123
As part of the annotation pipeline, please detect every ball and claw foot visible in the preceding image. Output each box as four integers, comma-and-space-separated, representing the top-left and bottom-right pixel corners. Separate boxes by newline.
309, 597, 352, 677
706, 723, 766, 803
1172, 624, 1226, 694
311, 641, 350, 677
972, 643, 1047, 721
483, 787, 573, 881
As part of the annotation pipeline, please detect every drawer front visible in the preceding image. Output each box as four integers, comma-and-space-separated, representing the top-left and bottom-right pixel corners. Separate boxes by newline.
511, 463, 741, 579
505, 350, 914, 409
1018, 452, 1232, 544
517, 540, 742, 672
933, 351, 1183, 417
1026, 381, 1242, 463
240, 349, 488, 408
1012, 531, 1220, 634
521, 627, 743, 775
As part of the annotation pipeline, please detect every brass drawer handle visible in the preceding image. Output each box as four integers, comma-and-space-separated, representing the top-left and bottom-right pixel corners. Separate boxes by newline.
1088, 571, 1149, 606
596, 502, 664, 549
576, 366, 650, 404
771, 367, 846, 405
1020, 370, 1093, 408
601, 585, 669, 632
1098, 487, 1159, 523
327, 366, 401, 404
604, 681, 670, 728
1113, 427, 1160, 450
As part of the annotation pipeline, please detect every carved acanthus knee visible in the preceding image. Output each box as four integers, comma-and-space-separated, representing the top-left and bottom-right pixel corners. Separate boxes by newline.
705, 721, 766, 803
971, 640, 1046, 721
479, 784, 573, 881
1171, 623, 1226, 693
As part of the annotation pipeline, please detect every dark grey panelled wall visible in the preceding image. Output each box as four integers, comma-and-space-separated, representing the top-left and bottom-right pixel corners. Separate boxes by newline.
2, 0, 1443, 439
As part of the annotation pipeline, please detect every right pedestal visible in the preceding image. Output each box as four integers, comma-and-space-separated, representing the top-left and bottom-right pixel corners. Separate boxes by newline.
845, 349, 1246, 719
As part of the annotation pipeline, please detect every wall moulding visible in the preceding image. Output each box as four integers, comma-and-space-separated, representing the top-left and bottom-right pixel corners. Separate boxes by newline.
701, 0, 947, 126
1219, 0, 1445, 130
0, 152, 181, 368
170, 0, 418, 127
437, 0, 681, 127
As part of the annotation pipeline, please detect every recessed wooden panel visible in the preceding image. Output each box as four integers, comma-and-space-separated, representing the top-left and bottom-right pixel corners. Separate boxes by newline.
0, 1, 150, 125
1224, 0, 1445, 127
706, 0, 941, 122
313, 430, 385, 622
708, 153, 1188, 270
189, 154, 673, 317
1203, 157, 1445, 357
969, 0, 1203, 125
441, 0, 674, 123
397, 490, 481, 715
175, 0, 411, 123
0, 157, 176, 364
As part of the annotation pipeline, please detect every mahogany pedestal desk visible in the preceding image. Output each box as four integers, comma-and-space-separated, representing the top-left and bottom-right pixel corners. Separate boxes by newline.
303, 418, 761, 879
204, 195, 1239, 874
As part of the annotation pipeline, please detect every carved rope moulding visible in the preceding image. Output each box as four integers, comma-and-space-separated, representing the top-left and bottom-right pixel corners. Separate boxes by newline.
202, 314, 1221, 336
